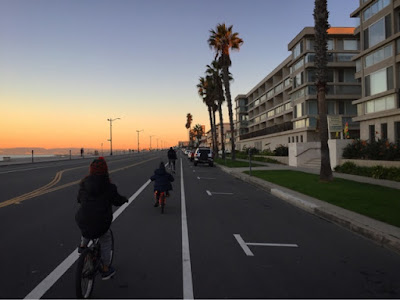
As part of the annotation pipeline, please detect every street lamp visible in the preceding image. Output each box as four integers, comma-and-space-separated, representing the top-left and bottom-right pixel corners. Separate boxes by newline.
156, 138, 159, 151
149, 135, 155, 151
107, 117, 121, 156
136, 129, 144, 152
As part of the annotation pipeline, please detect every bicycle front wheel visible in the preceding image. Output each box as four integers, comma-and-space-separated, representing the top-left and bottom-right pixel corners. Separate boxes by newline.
76, 249, 96, 299
109, 230, 114, 266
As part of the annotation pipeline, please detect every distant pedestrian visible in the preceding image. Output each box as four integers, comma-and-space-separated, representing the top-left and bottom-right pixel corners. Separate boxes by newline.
167, 147, 177, 173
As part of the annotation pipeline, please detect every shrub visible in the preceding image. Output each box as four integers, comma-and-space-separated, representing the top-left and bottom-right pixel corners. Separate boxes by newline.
274, 145, 289, 156
260, 148, 274, 156
342, 139, 400, 160
335, 162, 400, 182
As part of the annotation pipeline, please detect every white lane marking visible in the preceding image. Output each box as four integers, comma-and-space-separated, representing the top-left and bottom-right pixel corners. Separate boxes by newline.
181, 158, 194, 299
234, 234, 254, 257
206, 190, 212, 196
211, 192, 233, 195
197, 176, 215, 180
246, 243, 298, 248
234, 234, 299, 257
24, 180, 151, 300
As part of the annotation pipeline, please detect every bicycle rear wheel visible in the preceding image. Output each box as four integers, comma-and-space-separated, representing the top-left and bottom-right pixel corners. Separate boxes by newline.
76, 249, 96, 299
161, 193, 166, 214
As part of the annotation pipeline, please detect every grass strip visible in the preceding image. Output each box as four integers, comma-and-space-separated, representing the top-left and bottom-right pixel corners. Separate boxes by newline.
245, 170, 400, 228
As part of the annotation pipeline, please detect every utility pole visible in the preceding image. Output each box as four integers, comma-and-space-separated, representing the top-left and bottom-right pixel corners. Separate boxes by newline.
136, 129, 144, 152
107, 117, 121, 155
149, 135, 155, 151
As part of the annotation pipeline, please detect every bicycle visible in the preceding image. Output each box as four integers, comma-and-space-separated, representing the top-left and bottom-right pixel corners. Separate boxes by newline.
154, 191, 167, 214
75, 230, 114, 299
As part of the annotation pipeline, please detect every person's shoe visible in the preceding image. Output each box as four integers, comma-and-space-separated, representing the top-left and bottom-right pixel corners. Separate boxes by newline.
77, 245, 86, 254
101, 266, 116, 280
154, 201, 159, 207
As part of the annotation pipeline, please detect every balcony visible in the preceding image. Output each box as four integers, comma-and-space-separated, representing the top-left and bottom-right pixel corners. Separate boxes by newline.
240, 121, 293, 140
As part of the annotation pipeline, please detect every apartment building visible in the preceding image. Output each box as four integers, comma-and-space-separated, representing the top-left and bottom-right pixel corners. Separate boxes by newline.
235, 27, 361, 152
351, 0, 400, 145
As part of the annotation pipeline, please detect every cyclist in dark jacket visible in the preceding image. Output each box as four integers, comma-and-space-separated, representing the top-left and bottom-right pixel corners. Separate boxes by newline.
167, 147, 177, 173
75, 157, 128, 280
150, 162, 174, 207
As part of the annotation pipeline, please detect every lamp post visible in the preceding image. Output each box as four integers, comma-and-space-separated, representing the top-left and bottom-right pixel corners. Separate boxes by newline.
149, 135, 155, 151
156, 138, 159, 151
107, 117, 121, 156
136, 129, 144, 153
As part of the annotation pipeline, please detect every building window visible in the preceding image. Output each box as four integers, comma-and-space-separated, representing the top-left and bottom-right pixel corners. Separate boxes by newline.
381, 123, 388, 140
363, 0, 390, 21
296, 136, 299, 142
364, 44, 392, 68
294, 72, 304, 88
308, 100, 318, 114
300, 135, 303, 142
338, 69, 357, 83
369, 124, 376, 142
288, 137, 291, 143
365, 94, 396, 114
292, 137, 295, 143
327, 101, 336, 114
327, 39, 334, 50
395, 122, 400, 146
365, 66, 393, 96
364, 15, 392, 49
293, 42, 303, 59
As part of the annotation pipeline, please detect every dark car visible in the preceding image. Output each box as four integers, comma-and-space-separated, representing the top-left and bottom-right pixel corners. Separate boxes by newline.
193, 147, 213, 167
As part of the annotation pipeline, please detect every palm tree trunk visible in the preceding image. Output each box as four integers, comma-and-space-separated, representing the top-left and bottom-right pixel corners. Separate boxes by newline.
212, 108, 218, 156
318, 85, 333, 181
222, 64, 236, 160
218, 101, 226, 159
208, 106, 215, 150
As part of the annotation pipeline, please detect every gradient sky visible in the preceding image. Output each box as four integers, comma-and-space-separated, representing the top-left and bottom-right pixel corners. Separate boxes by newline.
0, 0, 359, 151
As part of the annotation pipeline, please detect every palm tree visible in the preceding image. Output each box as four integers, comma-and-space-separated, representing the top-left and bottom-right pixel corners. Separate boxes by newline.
193, 124, 204, 147
314, 0, 333, 181
197, 77, 217, 152
186, 113, 193, 146
206, 60, 226, 159
208, 23, 243, 160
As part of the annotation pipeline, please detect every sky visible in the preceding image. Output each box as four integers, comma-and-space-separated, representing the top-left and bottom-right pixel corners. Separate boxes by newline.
0, 0, 359, 151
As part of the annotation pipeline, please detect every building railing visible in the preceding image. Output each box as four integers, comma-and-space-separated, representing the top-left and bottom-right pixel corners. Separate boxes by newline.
240, 121, 293, 140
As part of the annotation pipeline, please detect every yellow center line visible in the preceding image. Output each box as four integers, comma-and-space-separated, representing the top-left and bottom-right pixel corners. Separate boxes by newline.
0, 157, 158, 209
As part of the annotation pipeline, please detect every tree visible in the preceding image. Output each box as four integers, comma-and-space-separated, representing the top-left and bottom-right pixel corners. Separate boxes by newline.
314, 0, 333, 181
197, 77, 217, 152
208, 23, 243, 160
206, 60, 226, 159
185, 113, 193, 146
193, 124, 204, 147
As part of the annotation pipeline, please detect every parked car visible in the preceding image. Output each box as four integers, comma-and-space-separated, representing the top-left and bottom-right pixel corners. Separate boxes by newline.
193, 147, 213, 167
187, 150, 194, 161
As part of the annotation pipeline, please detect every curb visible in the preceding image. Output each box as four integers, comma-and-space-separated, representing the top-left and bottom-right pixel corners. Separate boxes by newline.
216, 164, 400, 255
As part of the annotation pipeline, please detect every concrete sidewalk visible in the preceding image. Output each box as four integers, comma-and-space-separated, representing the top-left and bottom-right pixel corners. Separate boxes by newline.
217, 162, 400, 255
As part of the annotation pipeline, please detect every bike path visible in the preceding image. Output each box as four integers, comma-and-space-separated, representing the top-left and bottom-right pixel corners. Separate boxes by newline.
180, 156, 400, 298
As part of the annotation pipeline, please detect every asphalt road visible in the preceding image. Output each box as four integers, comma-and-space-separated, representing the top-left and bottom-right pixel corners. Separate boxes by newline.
0, 151, 400, 299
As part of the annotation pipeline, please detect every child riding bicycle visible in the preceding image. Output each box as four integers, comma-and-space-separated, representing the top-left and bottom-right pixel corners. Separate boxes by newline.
75, 157, 128, 280
150, 162, 174, 207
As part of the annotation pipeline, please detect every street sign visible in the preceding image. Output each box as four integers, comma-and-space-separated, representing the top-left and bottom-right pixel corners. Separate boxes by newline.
327, 115, 343, 133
